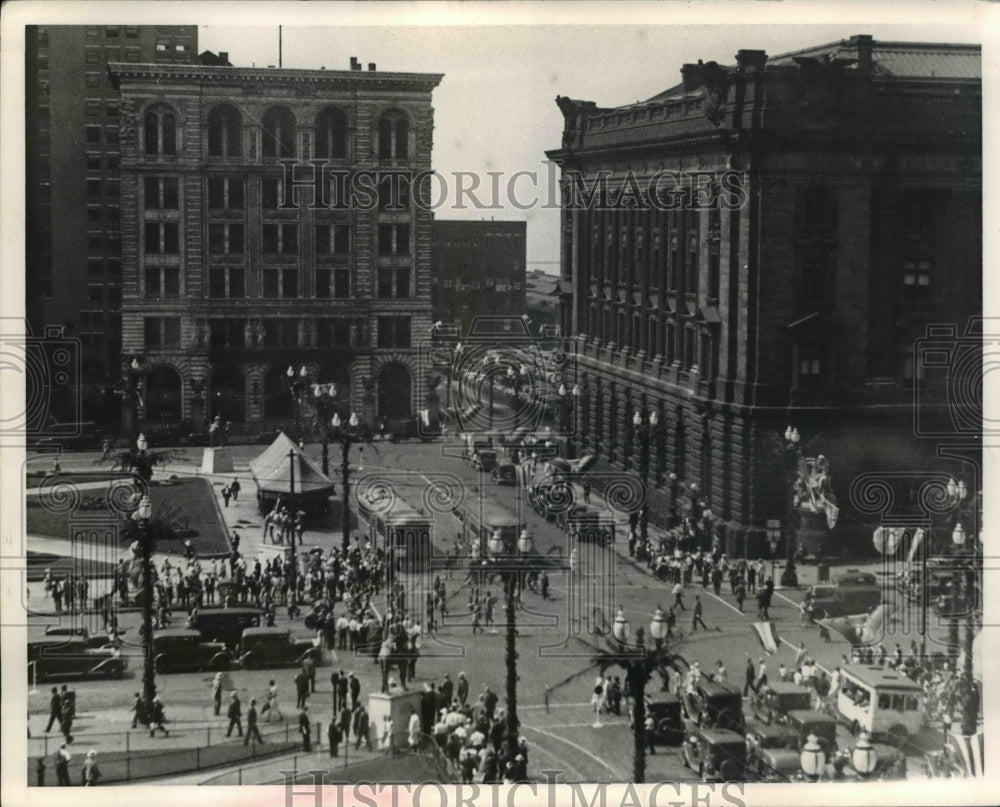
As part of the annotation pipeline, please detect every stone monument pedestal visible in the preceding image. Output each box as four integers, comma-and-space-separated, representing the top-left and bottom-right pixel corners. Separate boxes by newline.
367, 689, 423, 752
201, 447, 233, 474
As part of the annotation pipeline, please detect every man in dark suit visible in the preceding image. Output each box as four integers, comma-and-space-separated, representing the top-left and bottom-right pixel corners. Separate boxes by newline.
45, 687, 63, 733
226, 692, 243, 737
245, 698, 265, 745
456, 672, 469, 706
328, 719, 342, 757
348, 672, 361, 710
483, 685, 498, 721
338, 704, 352, 745
298, 706, 312, 751
440, 674, 454, 708
353, 705, 371, 750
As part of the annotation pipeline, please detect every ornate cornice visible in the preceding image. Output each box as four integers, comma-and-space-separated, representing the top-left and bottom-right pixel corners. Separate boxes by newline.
108, 62, 443, 93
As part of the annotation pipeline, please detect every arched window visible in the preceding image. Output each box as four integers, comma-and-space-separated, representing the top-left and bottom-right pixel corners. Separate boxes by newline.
315, 107, 348, 159
144, 105, 177, 156
208, 104, 242, 157
262, 106, 296, 159
378, 109, 409, 159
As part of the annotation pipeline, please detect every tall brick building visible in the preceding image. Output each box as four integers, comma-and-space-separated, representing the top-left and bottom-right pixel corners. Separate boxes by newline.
547, 35, 982, 555
25, 24, 199, 427
108, 59, 443, 437
430, 220, 527, 332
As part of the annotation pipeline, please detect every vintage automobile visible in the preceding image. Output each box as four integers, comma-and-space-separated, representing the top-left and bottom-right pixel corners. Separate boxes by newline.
745, 746, 805, 783
785, 709, 839, 759
684, 679, 745, 732
235, 627, 322, 670
43, 625, 124, 649
491, 462, 518, 485
471, 449, 498, 473
744, 717, 798, 752
152, 628, 232, 674
750, 681, 815, 725
681, 727, 748, 782
628, 694, 685, 746
806, 583, 883, 620
29, 637, 127, 681
192, 607, 263, 648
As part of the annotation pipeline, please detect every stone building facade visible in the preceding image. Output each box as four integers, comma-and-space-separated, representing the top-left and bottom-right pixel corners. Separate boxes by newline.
109, 60, 443, 437
546, 36, 982, 555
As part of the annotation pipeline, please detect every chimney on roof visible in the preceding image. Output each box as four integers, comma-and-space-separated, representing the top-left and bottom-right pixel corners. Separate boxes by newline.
852, 34, 874, 73
681, 60, 707, 92
368, 63, 376, 71
219, 52, 229, 65
350, 56, 361, 71
735, 49, 767, 73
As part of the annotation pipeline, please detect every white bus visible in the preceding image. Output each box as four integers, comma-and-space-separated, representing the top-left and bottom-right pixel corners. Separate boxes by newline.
837, 663, 923, 745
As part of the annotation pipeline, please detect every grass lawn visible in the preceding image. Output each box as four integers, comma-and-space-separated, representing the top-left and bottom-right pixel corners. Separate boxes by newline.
275, 752, 452, 784
26, 476, 231, 558
26, 551, 118, 583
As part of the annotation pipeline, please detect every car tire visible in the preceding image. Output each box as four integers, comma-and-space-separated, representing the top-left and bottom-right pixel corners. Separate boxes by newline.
243, 654, 258, 670
154, 657, 172, 674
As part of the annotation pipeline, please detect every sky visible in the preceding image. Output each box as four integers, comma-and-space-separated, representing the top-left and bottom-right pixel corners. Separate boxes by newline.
195, 15, 988, 270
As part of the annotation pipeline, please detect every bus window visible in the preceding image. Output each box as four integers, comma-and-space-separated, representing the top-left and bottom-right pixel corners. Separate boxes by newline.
878, 694, 892, 710
905, 696, 919, 711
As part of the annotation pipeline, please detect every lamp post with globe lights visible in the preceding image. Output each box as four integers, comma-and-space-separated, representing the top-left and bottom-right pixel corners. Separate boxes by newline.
633, 410, 659, 553
284, 364, 312, 443
950, 521, 980, 736
133, 493, 157, 705
851, 732, 878, 779
800, 733, 825, 782
592, 604, 685, 783
483, 526, 539, 773
328, 412, 366, 552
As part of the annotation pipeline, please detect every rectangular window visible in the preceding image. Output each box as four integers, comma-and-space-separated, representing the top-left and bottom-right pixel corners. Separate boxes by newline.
262, 319, 299, 348
144, 266, 179, 298
263, 223, 297, 254
208, 222, 244, 254
333, 267, 351, 298
85, 49, 100, 64
86, 125, 101, 144
686, 233, 700, 293
798, 344, 823, 387
209, 266, 245, 298
144, 222, 179, 254
145, 317, 181, 349
315, 268, 331, 299
87, 258, 103, 277
208, 177, 244, 209
86, 179, 102, 199
125, 26, 139, 38
86, 100, 101, 118
684, 329, 696, 370
378, 223, 410, 255
377, 267, 410, 299
707, 244, 720, 301
105, 27, 119, 39
209, 319, 246, 349
378, 317, 411, 348
85, 73, 101, 90
262, 267, 298, 299
315, 224, 351, 255
144, 176, 179, 209
902, 259, 932, 302
88, 154, 103, 171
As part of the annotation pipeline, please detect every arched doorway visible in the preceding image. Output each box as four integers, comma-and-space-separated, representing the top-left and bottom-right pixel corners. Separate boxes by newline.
377, 363, 411, 420
209, 366, 245, 424
145, 366, 182, 426
263, 365, 293, 423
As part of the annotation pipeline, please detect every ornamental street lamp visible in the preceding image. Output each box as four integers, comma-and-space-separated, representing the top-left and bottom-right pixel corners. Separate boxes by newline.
800, 733, 824, 781
950, 523, 980, 736
593, 604, 685, 784
633, 410, 659, 556
284, 365, 311, 443
558, 384, 580, 458
311, 382, 340, 476
121, 356, 145, 439
483, 525, 537, 776
133, 491, 156, 705
851, 732, 878, 778
329, 412, 364, 552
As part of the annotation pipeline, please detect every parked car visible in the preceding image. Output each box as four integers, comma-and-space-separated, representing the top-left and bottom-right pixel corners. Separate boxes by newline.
192, 607, 263, 648
28, 637, 127, 681
750, 681, 814, 725
785, 709, 839, 760
806, 583, 883, 620
492, 463, 518, 485
684, 679, 745, 732
43, 625, 123, 649
152, 629, 231, 674
835, 570, 879, 588
745, 746, 805, 782
472, 450, 498, 472
744, 717, 798, 752
681, 726, 747, 782
629, 694, 685, 746
235, 627, 322, 670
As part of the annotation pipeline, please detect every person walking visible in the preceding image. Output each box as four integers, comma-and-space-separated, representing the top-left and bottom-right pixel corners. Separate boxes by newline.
212, 672, 223, 716
262, 679, 283, 721
45, 687, 63, 733
582, 481, 591, 504
298, 706, 312, 751
303, 655, 317, 694
295, 670, 310, 709
337, 673, 349, 713
82, 750, 102, 786
60, 685, 75, 739
408, 706, 422, 750
245, 698, 265, 746
743, 655, 756, 696
755, 658, 769, 692
672, 581, 686, 611
230, 477, 241, 502
354, 705, 372, 750
747, 562, 757, 594
330, 670, 341, 708
456, 671, 469, 706
349, 671, 361, 710
149, 696, 169, 737
221, 486, 231, 507
540, 571, 550, 600
734, 580, 746, 613
130, 692, 147, 729
338, 703, 352, 746
328, 718, 343, 757
55, 743, 72, 786
691, 595, 708, 632
226, 691, 243, 737
715, 660, 728, 684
